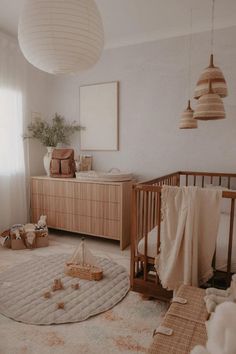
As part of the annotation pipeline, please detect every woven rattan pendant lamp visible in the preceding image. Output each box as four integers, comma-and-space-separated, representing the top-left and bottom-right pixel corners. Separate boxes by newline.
179, 6, 197, 129
180, 100, 197, 129
18, 0, 104, 75
194, 80, 225, 120
194, 0, 228, 99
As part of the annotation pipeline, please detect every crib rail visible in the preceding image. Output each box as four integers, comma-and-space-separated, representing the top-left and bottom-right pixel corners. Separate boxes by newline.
131, 171, 236, 299
179, 171, 236, 189
140, 172, 180, 186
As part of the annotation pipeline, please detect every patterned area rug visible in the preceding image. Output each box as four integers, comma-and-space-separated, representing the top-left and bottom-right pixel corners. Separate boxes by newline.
0, 234, 168, 354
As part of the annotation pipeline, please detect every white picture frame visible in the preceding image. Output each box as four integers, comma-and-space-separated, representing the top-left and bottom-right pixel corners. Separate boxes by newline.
79, 81, 119, 151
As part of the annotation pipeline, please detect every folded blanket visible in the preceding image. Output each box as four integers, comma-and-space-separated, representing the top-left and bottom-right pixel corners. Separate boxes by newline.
156, 186, 222, 290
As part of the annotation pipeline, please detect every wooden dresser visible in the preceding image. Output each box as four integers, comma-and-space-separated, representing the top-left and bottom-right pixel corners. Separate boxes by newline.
30, 176, 133, 249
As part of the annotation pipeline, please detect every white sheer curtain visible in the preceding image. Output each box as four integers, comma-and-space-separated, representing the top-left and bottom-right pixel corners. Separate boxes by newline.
0, 33, 28, 230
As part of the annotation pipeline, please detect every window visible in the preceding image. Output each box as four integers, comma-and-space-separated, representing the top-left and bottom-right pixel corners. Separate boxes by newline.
0, 88, 25, 175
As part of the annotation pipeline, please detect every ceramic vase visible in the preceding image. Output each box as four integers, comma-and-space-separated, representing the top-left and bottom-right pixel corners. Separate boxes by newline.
43, 146, 54, 176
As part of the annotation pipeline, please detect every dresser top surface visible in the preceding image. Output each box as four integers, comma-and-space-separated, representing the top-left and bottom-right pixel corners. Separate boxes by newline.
31, 176, 134, 186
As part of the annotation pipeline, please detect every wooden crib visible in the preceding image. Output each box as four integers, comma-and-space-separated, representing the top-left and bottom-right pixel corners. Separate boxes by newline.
130, 171, 236, 300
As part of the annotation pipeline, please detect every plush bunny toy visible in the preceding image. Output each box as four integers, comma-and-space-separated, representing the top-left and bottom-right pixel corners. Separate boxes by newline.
191, 302, 236, 354
37, 215, 47, 229
204, 274, 236, 313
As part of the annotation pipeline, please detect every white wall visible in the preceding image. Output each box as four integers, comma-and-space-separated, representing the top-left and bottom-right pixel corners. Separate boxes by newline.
25, 65, 53, 176
48, 26, 236, 180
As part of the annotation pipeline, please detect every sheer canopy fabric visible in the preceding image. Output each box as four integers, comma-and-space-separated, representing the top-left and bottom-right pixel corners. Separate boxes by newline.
0, 33, 28, 230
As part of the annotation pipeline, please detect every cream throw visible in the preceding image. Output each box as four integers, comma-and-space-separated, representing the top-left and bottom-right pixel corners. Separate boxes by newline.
156, 186, 222, 291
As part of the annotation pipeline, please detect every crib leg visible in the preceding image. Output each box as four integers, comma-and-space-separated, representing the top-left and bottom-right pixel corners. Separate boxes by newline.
227, 199, 235, 286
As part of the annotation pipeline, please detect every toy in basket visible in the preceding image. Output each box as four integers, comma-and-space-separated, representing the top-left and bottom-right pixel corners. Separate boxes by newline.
65, 238, 103, 281
0, 215, 48, 250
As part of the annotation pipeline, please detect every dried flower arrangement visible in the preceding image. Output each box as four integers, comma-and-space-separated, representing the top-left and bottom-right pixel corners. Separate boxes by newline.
24, 113, 83, 147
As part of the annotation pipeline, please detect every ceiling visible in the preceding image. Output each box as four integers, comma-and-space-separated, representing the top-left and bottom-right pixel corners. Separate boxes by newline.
0, 0, 236, 48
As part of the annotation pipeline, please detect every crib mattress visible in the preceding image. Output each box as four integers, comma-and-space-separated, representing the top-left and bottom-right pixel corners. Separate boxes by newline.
138, 213, 236, 272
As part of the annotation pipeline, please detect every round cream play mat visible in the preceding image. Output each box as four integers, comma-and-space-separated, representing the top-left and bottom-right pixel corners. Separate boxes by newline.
0, 254, 129, 325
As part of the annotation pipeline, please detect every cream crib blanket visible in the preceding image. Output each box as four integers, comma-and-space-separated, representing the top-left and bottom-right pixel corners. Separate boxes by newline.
156, 186, 222, 291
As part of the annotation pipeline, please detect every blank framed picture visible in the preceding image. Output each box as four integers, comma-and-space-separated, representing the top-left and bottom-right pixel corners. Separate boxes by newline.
79, 81, 119, 151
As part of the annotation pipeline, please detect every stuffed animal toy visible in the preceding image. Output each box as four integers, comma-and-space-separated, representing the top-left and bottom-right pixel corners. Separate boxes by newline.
10, 224, 24, 239
9, 225, 25, 246
24, 223, 35, 232
204, 274, 236, 313
191, 302, 236, 354
37, 215, 47, 229
25, 231, 36, 248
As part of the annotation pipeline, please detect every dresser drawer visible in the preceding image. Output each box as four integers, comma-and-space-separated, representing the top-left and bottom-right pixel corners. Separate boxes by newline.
31, 177, 132, 249
31, 195, 121, 220
32, 179, 74, 198
73, 183, 121, 203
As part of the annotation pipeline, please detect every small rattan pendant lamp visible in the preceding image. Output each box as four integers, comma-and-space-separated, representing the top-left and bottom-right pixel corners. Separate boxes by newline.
180, 100, 197, 129
194, 80, 225, 120
194, 0, 228, 99
179, 5, 197, 129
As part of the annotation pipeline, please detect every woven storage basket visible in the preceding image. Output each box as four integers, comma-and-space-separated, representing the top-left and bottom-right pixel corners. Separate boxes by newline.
1, 227, 48, 249
148, 285, 207, 354
10, 228, 27, 250
11, 239, 27, 250
148, 314, 207, 354
168, 285, 208, 323
35, 229, 49, 248
0, 229, 11, 248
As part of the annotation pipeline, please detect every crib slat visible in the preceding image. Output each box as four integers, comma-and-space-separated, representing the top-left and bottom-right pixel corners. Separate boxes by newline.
151, 192, 154, 229
157, 192, 161, 253
144, 191, 148, 281
149, 191, 152, 230
137, 190, 141, 275
130, 188, 137, 285
153, 192, 156, 227
202, 176, 204, 188
228, 177, 231, 189
227, 198, 235, 286
194, 175, 196, 186
140, 191, 144, 239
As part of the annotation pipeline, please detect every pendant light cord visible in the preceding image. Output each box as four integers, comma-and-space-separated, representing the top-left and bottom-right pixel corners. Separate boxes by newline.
210, 0, 215, 54
188, 5, 193, 100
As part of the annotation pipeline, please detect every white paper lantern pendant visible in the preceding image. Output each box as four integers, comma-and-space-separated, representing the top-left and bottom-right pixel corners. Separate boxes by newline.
18, 0, 104, 74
